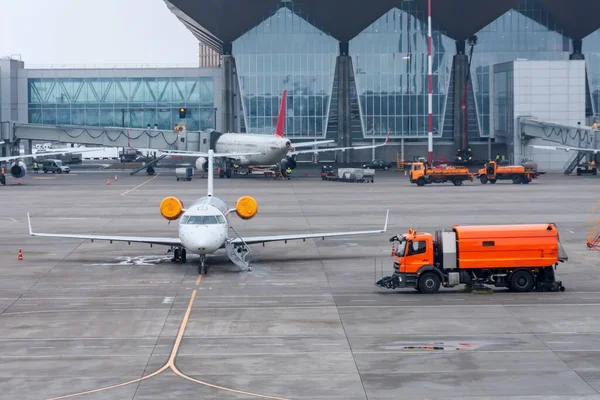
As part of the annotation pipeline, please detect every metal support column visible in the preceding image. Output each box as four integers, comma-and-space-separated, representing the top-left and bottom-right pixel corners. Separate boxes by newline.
222, 43, 237, 134
337, 42, 351, 164
453, 41, 467, 150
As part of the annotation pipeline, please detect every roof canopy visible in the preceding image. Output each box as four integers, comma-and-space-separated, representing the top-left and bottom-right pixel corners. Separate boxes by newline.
166, 0, 600, 52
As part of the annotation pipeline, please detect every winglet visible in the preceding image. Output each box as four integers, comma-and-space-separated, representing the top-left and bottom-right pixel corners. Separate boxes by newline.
275, 89, 287, 138
27, 212, 34, 236
382, 209, 389, 233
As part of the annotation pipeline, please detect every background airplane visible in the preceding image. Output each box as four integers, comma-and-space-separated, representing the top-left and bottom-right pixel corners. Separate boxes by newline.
160, 89, 390, 178
28, 149, 389, 274
0, 148, 91, 186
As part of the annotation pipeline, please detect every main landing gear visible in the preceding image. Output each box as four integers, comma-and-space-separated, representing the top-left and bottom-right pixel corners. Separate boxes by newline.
170, 247, 187, 263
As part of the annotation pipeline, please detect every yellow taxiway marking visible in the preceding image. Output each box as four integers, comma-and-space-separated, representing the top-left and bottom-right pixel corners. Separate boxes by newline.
48, 277, 290, 400
120, 173, 159, 196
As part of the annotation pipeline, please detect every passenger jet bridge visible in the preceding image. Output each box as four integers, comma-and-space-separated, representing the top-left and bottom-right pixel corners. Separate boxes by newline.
0, 121, 203, 156
518, 117, 600, 174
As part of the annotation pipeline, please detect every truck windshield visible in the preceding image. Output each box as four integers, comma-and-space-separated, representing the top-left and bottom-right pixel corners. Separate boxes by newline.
395, 240, 407, 257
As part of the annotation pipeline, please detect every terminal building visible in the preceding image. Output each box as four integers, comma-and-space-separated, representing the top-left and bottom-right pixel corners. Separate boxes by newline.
1, 0, 600, 171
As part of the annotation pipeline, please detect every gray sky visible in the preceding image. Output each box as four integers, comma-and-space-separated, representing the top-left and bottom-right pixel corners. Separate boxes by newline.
0, 0, 199, 66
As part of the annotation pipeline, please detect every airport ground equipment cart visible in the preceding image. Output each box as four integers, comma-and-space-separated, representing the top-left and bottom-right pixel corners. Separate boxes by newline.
176, 167, 193, 181
323, 168, 375, 183
409, 162, 473, 186
376, 224, 568, 294
478, 160, 544, 184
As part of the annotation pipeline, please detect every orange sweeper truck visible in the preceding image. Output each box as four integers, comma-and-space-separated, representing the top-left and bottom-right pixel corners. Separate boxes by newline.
376, 223, 568, 293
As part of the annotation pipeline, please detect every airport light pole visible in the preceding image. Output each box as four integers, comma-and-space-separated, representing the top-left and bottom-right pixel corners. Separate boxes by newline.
427, 0, 433, 164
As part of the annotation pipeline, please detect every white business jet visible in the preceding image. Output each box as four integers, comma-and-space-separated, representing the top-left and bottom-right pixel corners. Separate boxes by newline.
28, 149, 389, 274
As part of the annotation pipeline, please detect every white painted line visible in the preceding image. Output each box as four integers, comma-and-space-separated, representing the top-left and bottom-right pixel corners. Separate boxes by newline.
252, 343, 283, 347
546, 342, 575, 344
120, 174, 159, 196
108, 303, 130, 305
162, 297, 175, 304
76, 346, 109, 349
29, 346, 55, 349
350, 300, 377, 303
68, 303, 89, 306
197, 344, 229, 347
312, 343, 341, 346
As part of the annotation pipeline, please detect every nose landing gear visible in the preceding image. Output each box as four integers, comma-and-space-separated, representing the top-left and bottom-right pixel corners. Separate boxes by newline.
199, 255, 208, 275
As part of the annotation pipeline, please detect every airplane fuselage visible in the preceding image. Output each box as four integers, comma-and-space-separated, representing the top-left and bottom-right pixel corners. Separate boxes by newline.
177, 195, 230, 255
214, 133, 291, 166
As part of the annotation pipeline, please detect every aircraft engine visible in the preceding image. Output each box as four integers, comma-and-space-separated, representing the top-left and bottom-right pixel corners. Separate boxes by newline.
9, 161, 27, 178
160, 196, 184, 221
235, 196, 258, 220
195, 157, 208, 171
280, 156, 297, 171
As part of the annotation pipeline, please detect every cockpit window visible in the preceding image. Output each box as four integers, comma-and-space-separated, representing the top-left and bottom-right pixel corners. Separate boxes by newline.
184, 215, 224, 225
180, 215, 190, 224
203, 216, 217, 224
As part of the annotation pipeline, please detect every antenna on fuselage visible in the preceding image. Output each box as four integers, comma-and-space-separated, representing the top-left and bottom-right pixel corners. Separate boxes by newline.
207, 149, 214, 197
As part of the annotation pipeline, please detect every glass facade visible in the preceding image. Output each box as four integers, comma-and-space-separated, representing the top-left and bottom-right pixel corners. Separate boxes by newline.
233, 4, 338, 138
471, 0, 572, 137
28, 77, 215, 131
583, 30, 600, 117
349, 7, 454, 138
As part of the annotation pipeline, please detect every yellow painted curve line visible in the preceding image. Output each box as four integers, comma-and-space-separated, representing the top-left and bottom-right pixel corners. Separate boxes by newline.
47, 281, 292, 400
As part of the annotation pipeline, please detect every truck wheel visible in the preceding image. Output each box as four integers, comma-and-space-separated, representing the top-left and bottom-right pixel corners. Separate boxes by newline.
522, 179, 530, 184
453, 178, 463, 186
417, 177, 426, 187
489, 179, 497, 184
512, 176, 522, 184
577, 169, 582, 176
480, 175, 488, 184
418, 272, 441, 294
510, 270, 534, 292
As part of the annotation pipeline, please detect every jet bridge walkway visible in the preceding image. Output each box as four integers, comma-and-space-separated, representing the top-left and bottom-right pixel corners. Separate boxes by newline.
518, 117, 599, 174
1, 121, 203, 153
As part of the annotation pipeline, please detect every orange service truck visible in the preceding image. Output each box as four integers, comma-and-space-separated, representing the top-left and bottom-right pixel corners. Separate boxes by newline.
376, 224, 568, 293
478, 160, 544, 184
410, 162, 474, 186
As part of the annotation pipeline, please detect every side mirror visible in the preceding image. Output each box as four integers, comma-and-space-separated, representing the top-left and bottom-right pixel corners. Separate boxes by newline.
389, 235, 399, 242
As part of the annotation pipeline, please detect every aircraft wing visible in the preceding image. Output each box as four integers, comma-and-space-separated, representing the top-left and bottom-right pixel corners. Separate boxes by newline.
290, 131, 390, 156
229, 210, 389, 246
0, 148, 93, 163
158, 151, 263, 158
290, 140, 335, 149
27, 213, 181, 246
529, 145, 600, 154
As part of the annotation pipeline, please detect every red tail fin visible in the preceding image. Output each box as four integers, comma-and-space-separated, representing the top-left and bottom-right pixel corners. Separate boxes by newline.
275, 89, 287, 138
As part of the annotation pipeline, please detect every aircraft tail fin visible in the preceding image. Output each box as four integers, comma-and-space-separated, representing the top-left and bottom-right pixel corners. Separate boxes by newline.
207, 150, 214, 197
275, 89, 287, 138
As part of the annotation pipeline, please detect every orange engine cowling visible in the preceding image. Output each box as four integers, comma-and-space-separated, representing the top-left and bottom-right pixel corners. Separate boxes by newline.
160, 196, 184, 220
235, 196, 258, 220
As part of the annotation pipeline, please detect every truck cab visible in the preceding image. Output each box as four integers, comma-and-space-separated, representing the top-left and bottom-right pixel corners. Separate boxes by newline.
409, 162, 426, 183
388, 229, 441, 292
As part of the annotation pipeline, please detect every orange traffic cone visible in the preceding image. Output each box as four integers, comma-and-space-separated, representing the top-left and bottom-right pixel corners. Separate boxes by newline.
106, 179, 111, 185
404, 170, 407, 176
391, 244, 396, 256
18, 249, 23, 261
114, 175, 118, 181
17, 179, 22, 185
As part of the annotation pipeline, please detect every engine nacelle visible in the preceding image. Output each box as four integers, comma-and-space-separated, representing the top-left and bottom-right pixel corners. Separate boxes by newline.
281, 156, 297, 171
195, 157, 208, 171
9, 161, 27, 178
160, 196, 184, 221
235, 196, 258, 220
